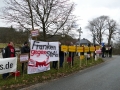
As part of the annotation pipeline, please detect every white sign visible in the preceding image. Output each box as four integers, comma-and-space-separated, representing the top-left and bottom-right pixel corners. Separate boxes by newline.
31, 29, 39, 37
20, 54, 29, 62
0, 57, 17, 74
28, 40, 59, 74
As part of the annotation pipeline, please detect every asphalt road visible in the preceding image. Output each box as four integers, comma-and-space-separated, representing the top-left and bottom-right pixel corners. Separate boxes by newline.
19, 56, 120, 90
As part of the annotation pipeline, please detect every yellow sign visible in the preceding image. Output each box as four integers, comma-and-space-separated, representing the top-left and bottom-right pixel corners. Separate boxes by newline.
84, 46, 89, 52
77, 46, 83, 52
68, 46, 76, 52
61, 45, 68, 52
90, 46, 95, 52
96, 46, 100, 50
80, 55, 84, 60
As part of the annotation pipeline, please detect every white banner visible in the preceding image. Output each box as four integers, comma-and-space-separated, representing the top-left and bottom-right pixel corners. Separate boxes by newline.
28, 40, 59, 74
0, 57, 17, 74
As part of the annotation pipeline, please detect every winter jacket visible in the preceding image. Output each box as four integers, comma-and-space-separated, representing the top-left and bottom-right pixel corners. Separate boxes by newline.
4, 44, 15, 58
21, 45, 30, 53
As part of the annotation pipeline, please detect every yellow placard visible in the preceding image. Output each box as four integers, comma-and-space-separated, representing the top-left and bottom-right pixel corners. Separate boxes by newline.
84, 46, 89, 52
80, 55, 84, 60
96, 46, 100, 50
77, 46, 83, 52
90, 46, 95, 52
68, 46, 76, 52
61, 45, 68, 52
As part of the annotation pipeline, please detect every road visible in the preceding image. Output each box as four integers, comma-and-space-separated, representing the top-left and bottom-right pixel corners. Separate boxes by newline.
0, 52, 119, 90
20, 56, 120, 90
21, 56, 120, 90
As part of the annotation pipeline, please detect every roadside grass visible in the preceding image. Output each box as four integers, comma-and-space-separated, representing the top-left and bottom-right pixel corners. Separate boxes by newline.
0, 56, 104, 90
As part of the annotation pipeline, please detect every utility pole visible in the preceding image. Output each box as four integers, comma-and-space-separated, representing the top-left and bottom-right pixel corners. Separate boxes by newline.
77, 27, 82, 46
77, 27, 83, 67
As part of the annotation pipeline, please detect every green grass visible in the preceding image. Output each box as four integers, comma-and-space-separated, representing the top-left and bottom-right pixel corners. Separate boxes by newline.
0, 43, 8, 48
0, 56, 104, 90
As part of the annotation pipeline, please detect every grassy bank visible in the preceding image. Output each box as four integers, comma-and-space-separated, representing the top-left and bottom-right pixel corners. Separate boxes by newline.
0, 56, 104, 90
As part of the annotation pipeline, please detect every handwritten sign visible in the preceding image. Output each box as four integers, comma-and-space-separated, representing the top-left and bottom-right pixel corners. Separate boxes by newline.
20, 53, 29, 62
31, 29, 39, 37
84, 47, 89, 52
77, 46, 83, 52
90, 46, 95, 52
96, 46, 101, 50
80, 55, 84, 60
61, 45, 68, 52
68, 46, 76, 52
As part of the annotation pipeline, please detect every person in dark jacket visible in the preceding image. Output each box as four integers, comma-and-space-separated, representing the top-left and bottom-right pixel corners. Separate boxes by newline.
68, 51, 75, 66
101, 45, 105, 58
59, 45, 64, 67
109, 45, 112, 57
21, 41, 30, 73
2, 41, 16, 79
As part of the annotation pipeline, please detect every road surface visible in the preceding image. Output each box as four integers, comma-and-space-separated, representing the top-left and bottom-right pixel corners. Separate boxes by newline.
19, 55, 120, 90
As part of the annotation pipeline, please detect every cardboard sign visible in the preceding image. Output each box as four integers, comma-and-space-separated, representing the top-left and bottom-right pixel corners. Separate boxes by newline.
90, 46, 95, 52
61, 45, 68, 52
77, 46, 83, 52
20, 53, 29, 62
96, 46, 100, 50
31, 29, 39, 37
80, 55, 84, 60
84, 47, 89, 52
68, 46, 76, 52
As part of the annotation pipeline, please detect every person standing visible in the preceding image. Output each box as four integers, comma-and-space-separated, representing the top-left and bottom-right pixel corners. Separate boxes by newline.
2, 41, 16, 79
101, 45, 105, 58
105, 45, 109, 57
109, 45, 112, 57
21, 41, 30, 74
59, 45, 64, 67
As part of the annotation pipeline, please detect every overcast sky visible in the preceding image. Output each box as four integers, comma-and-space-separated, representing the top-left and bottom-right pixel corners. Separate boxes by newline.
72, 0, 120, 42
0, 0, 120, 42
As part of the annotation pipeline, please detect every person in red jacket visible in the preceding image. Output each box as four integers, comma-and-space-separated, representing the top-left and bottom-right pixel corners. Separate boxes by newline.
2, 41, 16, 79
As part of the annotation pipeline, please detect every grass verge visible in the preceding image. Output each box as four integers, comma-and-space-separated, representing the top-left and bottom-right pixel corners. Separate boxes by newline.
0, 56, 104, 90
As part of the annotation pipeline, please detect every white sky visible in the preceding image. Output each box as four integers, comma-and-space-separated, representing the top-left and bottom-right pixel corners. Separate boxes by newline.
0, 0, 120, 42
72, 0, 120, 42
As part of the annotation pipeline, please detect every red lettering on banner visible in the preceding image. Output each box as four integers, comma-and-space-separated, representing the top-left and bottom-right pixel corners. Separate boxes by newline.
31, 50, 46, 57
28, 56, 49, 67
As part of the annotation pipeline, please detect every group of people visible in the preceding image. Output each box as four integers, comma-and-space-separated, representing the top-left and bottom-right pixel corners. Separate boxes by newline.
52, 43, 75, 69
2, 41, 75, 78
2, 41, 30, 79
1, 41, 113, 79
101, 45, 112, 58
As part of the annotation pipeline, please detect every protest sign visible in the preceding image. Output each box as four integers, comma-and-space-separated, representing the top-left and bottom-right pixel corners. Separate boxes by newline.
0, 57, 17, 74
28, 40, 59, 74
19, 53, 29, 62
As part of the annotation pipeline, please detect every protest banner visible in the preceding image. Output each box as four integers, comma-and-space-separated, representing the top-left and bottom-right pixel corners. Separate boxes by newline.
28, 40, 59, 74
0, 57, 17, 74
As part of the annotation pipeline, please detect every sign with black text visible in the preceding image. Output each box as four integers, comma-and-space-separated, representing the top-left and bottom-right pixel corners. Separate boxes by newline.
0, 57, 17, 74
28, 40, 59, 74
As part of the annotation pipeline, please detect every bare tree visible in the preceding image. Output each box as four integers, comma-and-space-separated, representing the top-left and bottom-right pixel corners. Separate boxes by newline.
106, 19, 119, 45
0, 0, 76, 41
86, 16, 109, 44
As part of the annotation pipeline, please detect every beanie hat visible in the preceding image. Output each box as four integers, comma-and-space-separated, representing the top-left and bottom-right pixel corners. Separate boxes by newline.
24, 41, 28, 45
